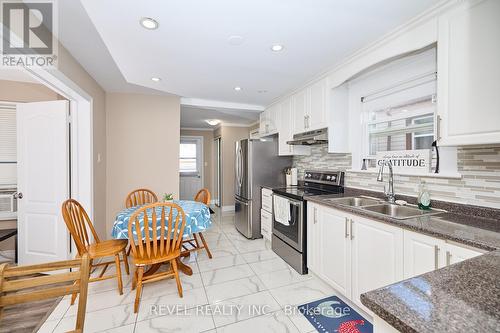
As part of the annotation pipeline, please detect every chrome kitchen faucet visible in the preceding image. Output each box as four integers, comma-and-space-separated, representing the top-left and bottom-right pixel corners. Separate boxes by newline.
377, 160, 396, 203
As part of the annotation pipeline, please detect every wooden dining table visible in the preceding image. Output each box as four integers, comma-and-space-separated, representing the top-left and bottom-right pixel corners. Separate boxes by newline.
111, 200, 212, 276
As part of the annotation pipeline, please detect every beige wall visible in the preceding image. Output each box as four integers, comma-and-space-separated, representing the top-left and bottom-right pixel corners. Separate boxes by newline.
0, 80, 63, 102
57, 44, 108, 239
220, 126, 250, 207
106, 92, 180, 232
180, 129, 214, 196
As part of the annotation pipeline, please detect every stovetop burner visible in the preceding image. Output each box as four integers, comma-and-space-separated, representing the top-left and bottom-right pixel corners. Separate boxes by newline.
272, 171, 345, 200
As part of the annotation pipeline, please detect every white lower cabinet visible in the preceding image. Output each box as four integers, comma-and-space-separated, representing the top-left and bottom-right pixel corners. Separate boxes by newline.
260, 209, 272, 241
307, 203, 486, 314
403, 230, 446, 278
318, 206, 351, 297
445, 242, 483, 265
350, 216, 404, 310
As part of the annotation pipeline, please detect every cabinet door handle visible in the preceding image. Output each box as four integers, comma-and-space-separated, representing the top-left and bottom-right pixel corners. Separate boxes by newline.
434, 245, 440, 270
304, 115, 307, 129
436, 115, 442, 141
344, 217, 349, 238
349, 219, 354, 240
446, 250, 451, 266
313, 207, 318, 224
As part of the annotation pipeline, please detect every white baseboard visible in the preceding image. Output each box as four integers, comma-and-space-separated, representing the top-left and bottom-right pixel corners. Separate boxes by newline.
222, 205, 235, 212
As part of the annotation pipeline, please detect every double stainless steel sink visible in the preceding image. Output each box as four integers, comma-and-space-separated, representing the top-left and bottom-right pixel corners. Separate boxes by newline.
324, 196, 445, 220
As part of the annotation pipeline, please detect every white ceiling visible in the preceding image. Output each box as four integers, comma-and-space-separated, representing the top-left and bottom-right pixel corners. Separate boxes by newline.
181, 106, 259, 129
60, 0, 440, 111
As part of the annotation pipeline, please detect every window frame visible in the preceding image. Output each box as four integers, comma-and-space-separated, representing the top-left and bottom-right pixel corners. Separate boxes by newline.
179, 136, 203, 178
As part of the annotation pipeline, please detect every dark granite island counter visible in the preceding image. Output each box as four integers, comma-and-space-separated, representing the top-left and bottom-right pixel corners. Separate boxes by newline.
360, 250, 500, 333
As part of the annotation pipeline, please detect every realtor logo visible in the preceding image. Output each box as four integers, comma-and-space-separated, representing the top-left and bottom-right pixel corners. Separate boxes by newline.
1, 0, 58, 67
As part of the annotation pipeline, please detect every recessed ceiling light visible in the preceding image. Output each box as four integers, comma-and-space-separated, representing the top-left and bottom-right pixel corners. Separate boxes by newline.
227, 35, 245, 46
234, 86, 242, 91
151, 77, 161, 82
205, 119, 221, 126
271, 44, 284, 52
140, 17, 159, 30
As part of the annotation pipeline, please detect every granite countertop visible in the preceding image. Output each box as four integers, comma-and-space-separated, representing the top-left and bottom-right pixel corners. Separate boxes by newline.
305, 188, 500, 251
360, 250, 500, 333
305, 187, 500, 332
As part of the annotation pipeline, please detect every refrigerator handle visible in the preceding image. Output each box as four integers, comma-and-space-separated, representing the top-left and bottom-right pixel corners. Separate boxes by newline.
238, 147, 243, 188
235, 145, 241, 187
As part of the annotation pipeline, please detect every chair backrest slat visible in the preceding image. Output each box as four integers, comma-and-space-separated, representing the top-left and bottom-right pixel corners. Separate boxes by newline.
128, 203, 186, 259
125, 189, 158, 208
0, 254, 90, 332
61, 199, 100, 255
194, 188, 211, 205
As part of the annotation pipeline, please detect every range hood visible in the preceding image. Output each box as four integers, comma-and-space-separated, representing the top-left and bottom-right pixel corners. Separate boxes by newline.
286, 128, 328, 145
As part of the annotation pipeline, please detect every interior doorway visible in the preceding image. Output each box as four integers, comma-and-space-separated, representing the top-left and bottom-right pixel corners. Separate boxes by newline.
214, 137, 222, 207
179, 136, 204, 200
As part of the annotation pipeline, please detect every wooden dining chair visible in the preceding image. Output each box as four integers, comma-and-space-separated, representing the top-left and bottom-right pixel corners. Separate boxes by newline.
0, 254, 91, 333
125, 188, 158, 208
128, 202, 186, 313
61, 199, 129, 305
182, 188, 213, 259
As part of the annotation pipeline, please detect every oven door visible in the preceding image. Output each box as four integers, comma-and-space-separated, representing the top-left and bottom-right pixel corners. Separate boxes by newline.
272, 194, 304, 252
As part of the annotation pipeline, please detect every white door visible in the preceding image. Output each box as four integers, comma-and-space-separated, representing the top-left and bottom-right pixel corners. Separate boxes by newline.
17, 100, 70, 265
351, 216, 403, 310
320, 207, 351, 297
403, 230, 446, 278
179, 136, 203, 200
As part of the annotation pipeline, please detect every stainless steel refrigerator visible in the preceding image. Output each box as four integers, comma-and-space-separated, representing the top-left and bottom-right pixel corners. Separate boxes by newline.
234, 137, 292, 239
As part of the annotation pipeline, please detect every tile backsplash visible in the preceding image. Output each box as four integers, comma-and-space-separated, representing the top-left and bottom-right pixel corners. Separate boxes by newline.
293, 145, 500, 209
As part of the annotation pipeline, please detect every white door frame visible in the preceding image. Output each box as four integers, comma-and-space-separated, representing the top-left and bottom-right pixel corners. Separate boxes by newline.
180, 135, 204, 189
22, 67, 94, 259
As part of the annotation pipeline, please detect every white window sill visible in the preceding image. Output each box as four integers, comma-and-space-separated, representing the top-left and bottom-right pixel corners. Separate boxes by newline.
347, 169, 462, 179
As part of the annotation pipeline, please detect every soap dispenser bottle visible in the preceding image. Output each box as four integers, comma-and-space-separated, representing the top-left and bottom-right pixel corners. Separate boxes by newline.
418, 181, 431, 210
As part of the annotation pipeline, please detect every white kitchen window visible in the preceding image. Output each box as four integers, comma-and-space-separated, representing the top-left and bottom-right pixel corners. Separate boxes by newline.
348, 47, 459, 177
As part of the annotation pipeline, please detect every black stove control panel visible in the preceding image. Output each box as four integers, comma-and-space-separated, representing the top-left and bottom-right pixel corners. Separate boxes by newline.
304, 170, 344, 186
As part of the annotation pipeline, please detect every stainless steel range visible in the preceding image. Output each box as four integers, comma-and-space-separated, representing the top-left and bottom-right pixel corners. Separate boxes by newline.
271, 170, 344, 274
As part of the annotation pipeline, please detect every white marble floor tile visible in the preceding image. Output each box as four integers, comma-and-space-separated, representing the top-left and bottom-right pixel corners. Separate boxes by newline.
249, 257, 290, 274
55, 303, 137, 333
65, 286, 135, 317
46, 298, 71, 321
205, 276, 267, 304
134, 308, 215, 333
140, 273, 204, 300
269, 277, 336, 307
210, 291, 281, 327
137, 287, 208, 322
195, 247, 239, 261
200, 264, 255, 286
36, 319, 60, 333
197, 254, 246, 272
216, 310, 300, 333
231, 239, 272, 253
258, 267, 313, 289
241, 249, 279, 263
96, 323, 135, 333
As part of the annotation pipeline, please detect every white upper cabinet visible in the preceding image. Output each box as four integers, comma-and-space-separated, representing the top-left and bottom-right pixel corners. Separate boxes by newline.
437, 0, 500, 146
292, 89, 309, 134
259, 104, 278, 136
292, 78, 329, 135
308, 79, 328, 131
277, 98, 310, 156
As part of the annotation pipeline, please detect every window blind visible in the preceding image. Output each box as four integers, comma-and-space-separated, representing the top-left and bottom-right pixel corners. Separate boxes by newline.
0, 104, 16, 163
